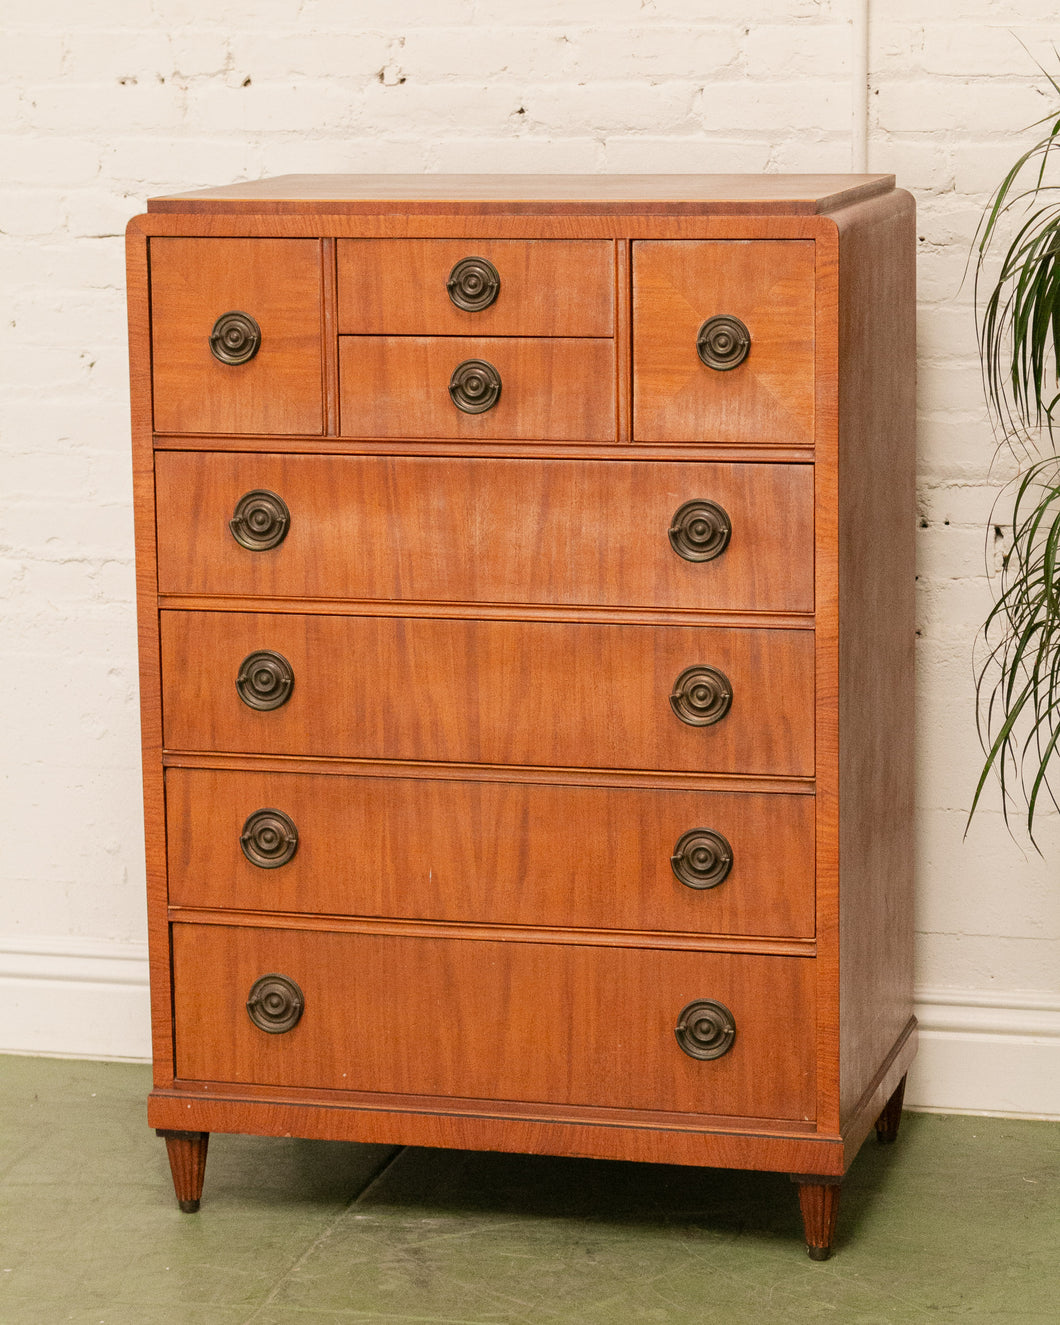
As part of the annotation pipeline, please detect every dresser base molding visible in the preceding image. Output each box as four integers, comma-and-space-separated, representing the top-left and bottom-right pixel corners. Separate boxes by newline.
874, 1073, 908, 1145
148, 1091, 840, 1175
791, 1075, 908, 1261
146, 1018, 915, 1183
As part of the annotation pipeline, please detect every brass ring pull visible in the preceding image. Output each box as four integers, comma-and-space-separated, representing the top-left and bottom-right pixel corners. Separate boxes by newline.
696, 315, 750, 370
246, 974, 304, 1034
236, 650, 294, 711
240, 808, 299, 869
447, 256, 501, 312
669, 665, 732, 727
675, 999, 736, 1059
669, 500, 731, 562
229, 490, 290, 551
671, 828, 733, 889
449, 359, 502, 414
209, 311, 261, 365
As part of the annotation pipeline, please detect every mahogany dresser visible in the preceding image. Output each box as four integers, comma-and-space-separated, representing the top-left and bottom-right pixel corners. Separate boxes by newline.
126, 174, 916, 1260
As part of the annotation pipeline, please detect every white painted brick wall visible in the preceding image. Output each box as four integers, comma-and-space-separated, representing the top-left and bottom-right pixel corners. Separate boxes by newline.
1, 1, 1058, 1105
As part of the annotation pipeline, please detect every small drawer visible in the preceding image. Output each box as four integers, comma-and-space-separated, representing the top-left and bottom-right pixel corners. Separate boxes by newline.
338, 336, 615, 441
336, 239, 614, 336
159, 611, 815, 776
167, 767, 816, 937
150, 238, 324, 436
633, 240, 815, 445
172, 923, 817, 1120
155, 452, 814, 613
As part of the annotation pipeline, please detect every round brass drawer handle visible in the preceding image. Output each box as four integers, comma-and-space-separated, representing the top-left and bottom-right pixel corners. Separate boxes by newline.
246, 973, 304, 1034
236, 649, 294, 711
669, 499, 731, 562
209, 310, 261, 365
675, 998, 736, 1060
447, 256, 501, 312
229, 489, 290, 551
240, 808, 299, 869
671, 828, 733, 890
669, 665, 732, 727
449, 358, 502, 414
696, 314, 750, 371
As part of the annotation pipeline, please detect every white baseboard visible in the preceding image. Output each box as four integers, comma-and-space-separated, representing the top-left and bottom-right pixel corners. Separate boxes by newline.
905, 987, 1060, 1120
0, 937, 151, 1062
2, 940, 1058, 1118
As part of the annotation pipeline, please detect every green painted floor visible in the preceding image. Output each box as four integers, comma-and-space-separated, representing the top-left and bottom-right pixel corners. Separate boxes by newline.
0, 1056, 1057, 1324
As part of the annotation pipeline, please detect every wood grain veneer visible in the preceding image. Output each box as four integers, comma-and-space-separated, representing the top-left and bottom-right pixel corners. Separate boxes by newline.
832, 192, 917, 1127
150, 238, 324, 436
632, 240, 816, 445
171, 923, 817, 1120
338, 335, 615, 441
336, 239, 613, 336
148, 172, 895, 216
160, 611, 816, 775
166, 767, 816, 936
154, 452, 814, 613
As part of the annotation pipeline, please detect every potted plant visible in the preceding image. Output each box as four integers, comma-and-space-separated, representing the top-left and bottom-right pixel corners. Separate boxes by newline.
972, 76, 1060, 841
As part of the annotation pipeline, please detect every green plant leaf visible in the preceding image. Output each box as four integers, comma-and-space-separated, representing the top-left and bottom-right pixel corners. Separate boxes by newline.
971, 65, 1060, 841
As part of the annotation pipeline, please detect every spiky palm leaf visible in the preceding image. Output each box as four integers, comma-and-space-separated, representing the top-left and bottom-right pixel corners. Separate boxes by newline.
972, 69, 1060, 840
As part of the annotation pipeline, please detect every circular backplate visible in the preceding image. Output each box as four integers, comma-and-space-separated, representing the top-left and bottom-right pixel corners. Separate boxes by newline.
675, 998, 736, 1059
235, 650, 294, 711
696, 315, 750, 371
671, 828, 733, 889
209, 310, 261, 366
246, 973, 305, 1034
669, 665, 733, 727
240, 808, 299, 869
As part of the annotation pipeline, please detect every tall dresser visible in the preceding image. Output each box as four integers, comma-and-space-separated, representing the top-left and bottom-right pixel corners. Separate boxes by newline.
126, 174, 916, 1260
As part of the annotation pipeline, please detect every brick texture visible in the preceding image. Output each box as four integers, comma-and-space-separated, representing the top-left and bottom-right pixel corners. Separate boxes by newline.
1, 1, 1058, 1062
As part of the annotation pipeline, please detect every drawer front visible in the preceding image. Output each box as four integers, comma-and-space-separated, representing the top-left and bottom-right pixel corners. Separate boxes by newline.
632, 241, 815, 446
155, 452, 814, 613
160, 611, 815, 775
338, 336, 615, 441
336, 239, 614, 336
150, 238, 324, 436
172, 923, 817, 1120
167, 768, 816, 937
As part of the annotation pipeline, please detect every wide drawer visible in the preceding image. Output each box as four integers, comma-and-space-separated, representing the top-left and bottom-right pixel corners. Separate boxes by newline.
150, 238, 324, 436
155, 452, 815, 613
338, 336, 615, 441
633, 240, 815, 446
336, 239, 614, 336
160, 612, 816, 775
172, 923, 817, 1120
167, 768, 816, 937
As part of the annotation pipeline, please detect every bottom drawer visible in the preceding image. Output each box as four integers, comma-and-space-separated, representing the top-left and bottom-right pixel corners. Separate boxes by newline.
172, 923, 817, 1122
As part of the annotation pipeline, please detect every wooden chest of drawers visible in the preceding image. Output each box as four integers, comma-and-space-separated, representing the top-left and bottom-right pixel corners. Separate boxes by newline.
126, 174, 916, 1260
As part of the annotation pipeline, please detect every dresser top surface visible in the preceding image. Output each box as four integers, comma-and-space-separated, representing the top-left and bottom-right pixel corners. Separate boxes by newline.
147, 172, 896, 216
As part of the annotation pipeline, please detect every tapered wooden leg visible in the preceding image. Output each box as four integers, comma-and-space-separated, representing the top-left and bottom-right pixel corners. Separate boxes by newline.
157, 1129, 209, 1212
874, 1073, 907, 1145
791, 1175, 842, 1260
